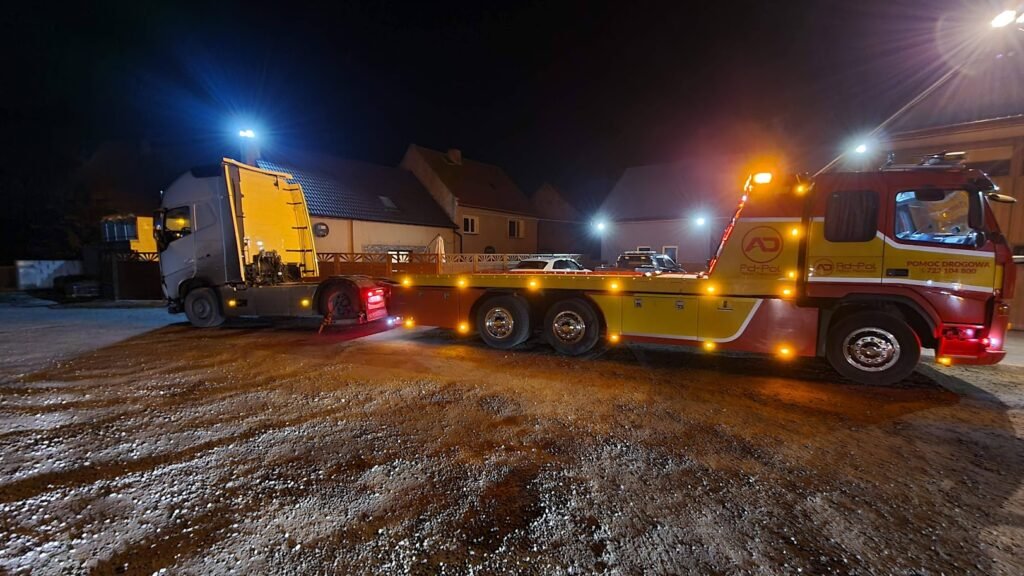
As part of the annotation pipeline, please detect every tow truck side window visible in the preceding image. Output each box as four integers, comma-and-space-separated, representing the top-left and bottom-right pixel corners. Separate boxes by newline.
825, 190, 878, 242
158, 206, 192, 250
894, 189, 981, 246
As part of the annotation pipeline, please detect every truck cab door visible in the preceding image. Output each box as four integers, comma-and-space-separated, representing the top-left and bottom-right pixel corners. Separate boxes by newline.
805, 175, 886, 293
157, 205, 197, 299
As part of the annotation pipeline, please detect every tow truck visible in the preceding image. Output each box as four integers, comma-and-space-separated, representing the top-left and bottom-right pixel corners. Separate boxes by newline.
391, 160, 1016, 385
154, 159, 388, 329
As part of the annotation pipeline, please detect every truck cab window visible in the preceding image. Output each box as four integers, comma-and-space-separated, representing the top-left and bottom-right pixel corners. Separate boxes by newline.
159, 206, 192, 249
824, 190, 878, 242
894, 189, 980, 246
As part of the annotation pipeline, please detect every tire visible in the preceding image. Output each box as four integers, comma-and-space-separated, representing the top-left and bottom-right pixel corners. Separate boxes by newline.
184, 287, 225, 328
319, 282, 358, 322
475, 294, 531, 349
543, 298, 602, 356
825, 311, 920, 386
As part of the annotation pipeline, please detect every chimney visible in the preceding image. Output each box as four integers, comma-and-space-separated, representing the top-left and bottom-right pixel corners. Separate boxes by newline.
446, 148, 462, 165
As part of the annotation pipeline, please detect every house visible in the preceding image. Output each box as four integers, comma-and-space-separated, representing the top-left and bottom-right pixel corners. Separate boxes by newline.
878, 50, 1024, 327
531, 182, 595, 258
597, 159, 743, 269
255, 152, 456, 258
400, 145, 538, 253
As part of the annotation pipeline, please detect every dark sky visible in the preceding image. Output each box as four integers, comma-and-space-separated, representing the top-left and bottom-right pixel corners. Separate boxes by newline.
1, 0, 1009, 216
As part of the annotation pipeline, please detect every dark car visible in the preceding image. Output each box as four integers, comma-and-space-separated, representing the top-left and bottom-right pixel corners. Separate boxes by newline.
615, 251, 684, 274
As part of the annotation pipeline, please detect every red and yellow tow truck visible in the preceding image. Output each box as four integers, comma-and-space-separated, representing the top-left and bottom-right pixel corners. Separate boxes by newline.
391, 160, 1016, 385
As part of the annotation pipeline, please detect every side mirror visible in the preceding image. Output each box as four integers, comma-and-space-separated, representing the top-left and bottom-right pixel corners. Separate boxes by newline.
986, 192, 1017, 204
972, 230, 988, 249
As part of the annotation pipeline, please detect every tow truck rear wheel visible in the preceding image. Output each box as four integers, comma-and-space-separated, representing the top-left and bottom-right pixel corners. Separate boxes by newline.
826, 311, 920, 386
544, 298, 601, 356
476, 295, 530, 349
183, 287, 225, 328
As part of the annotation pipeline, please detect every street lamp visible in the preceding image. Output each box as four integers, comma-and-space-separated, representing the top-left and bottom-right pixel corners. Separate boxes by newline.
694, 216, 707, 227
816, 8, 1020, 176
593, 220, 607, 232
239, 129, 256, 138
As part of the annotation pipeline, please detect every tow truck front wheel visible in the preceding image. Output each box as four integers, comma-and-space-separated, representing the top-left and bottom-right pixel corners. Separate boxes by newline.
826, 311, 920, 386
476, 295, 530, 349
183, 288, 225, 328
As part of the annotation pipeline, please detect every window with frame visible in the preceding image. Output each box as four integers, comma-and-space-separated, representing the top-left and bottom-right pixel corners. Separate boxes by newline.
894, 189, 981, 246
462, 216, 479, 234
636, 245, 652, 251
387, 249, 411, 263
662, 246, 678, 262
508, 219, 524, 239
824, 190, 879, 242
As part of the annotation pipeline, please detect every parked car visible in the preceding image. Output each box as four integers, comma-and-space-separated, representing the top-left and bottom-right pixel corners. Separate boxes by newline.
510, 258, 591, 272
614, 251, 684, 274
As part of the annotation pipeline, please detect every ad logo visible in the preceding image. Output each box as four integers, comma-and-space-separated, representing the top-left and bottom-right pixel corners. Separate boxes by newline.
813, 258, 834, 276
741, 226, 783, 263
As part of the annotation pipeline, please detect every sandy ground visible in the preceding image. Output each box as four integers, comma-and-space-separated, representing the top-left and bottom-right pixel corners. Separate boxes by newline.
1, 299, 1023, 575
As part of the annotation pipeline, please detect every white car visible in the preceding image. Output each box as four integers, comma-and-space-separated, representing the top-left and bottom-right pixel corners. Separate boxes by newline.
511, 258, 590, 272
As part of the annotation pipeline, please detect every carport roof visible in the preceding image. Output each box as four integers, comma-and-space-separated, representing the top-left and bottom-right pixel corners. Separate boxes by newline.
256, 154, 455, 228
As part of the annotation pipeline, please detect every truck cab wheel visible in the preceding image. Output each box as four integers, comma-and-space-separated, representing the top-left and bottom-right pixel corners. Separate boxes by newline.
544, 298, 601, 355
475, 295, 530, 349
184, 288, 225, 328
825, 311, 920, 386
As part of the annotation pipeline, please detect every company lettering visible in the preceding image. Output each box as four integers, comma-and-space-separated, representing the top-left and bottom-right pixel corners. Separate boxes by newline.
906, 261, 990, 268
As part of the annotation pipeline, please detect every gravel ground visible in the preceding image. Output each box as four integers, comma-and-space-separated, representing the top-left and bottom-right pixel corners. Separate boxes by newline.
1, 301, 1023, 575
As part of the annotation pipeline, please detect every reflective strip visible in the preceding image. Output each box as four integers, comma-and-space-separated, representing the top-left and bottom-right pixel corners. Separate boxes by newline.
807, 275, 992, 293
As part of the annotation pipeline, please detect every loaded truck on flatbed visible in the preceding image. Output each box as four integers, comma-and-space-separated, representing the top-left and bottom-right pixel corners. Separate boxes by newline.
154, 159, 388, 328
390, 160, 1016, 385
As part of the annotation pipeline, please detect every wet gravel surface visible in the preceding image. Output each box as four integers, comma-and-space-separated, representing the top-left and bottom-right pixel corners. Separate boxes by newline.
1, 303, 1023, 575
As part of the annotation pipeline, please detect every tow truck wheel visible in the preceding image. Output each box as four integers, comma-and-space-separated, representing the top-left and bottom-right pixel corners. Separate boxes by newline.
826, 311, 920, 385
183, 288, 225, 328
476, 295, 530, 349
544, 298, 601, 355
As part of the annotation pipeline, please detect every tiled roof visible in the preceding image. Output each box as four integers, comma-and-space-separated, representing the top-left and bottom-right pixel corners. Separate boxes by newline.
412, 146, 536, 216
256, 154, 454, 229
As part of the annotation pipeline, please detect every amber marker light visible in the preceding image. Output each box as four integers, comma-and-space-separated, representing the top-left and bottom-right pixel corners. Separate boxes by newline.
300, 298, 311, 307
787, 270, 797, 280
227, 299, 237, 308
752, 172, 773, 185
782, 288, 793, 297
794, 183, 808, 194
401, 277, 412, 287
790, 227, 801, 237
609, 281, 620, 291
528, 278, 540, 290
609, 333, 620, 343
703, 341, 717, 351
778, 346, 793, 359
404, 318, 415, 328
706, 285, 716, 294
458, 322, 470, 333
937, 357, 952, 366
457, 277, 467, 288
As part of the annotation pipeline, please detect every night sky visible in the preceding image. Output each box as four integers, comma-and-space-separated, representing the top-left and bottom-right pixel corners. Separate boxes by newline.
0, 0, 1009, 260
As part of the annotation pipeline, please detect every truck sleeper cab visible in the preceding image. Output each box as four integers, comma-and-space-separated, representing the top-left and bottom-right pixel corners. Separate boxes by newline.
154, 159, 388, 328
391, 166, 1014, 386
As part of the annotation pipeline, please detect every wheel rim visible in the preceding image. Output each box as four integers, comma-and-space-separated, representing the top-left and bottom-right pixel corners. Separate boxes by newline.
484, 307, 515, 339
192, 297, 212, 320
551, 310, 586, 344
843, 327, 901, 372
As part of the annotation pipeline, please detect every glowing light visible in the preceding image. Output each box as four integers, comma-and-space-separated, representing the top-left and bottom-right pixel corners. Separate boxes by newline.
787, 270, 797, 279
1019, 12, 1024, 24
854, 143, 868, 154
694, 216, 707, 226
528, 279, 539, 290
457, 277, 467, 288
404, 318, 415, 328
609, 333, 620, 343
402, 277, 412, 287
794, 183, 808, 194
992, 10, 1016, 28
752, 172, 773, 184
594, 220, 607, 232
790, 227, 800, 237
609, 282, 620, 291
706, 285, 716, 294
300, 298, 311, 307
458, 322, 470, 333
782, 288, 793, 297
703, 341, 717, 351
227, 299, 237, 308
778, 346, 793, 358
937, 356, 952, 366
239, 129, 256, 138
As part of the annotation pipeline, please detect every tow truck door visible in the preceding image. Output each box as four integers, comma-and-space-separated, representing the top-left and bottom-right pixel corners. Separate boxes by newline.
805, 174, 886, 293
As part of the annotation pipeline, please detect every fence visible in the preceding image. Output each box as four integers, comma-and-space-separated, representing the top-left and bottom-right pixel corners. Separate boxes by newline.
315, 253, 584, 277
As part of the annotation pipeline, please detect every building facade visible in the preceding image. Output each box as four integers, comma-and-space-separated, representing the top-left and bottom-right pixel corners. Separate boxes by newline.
400, 145, 538, 254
